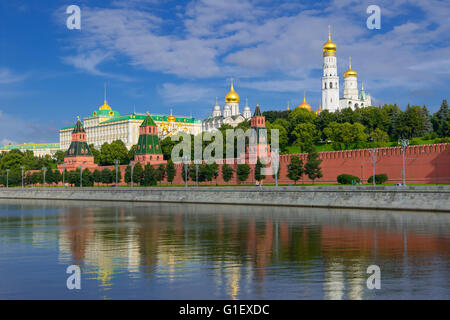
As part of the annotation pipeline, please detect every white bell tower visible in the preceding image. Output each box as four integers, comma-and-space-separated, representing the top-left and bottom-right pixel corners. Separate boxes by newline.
321, 26, 340, 112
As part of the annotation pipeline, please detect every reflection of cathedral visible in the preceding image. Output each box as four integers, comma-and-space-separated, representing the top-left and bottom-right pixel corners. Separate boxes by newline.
322, 26, 372, 112
202, 82, 252, 132
59, 99, 202, 151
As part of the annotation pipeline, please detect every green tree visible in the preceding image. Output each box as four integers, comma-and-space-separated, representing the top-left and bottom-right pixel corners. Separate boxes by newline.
101, 168, 113, 185
237, 164, 250, 183
370, 128, 390, 147
222, 164, 234, 182
82, 168, 94, 187
287, 155, 304, 185
433, 99, 449, 137
53, 169, 62, 185
166, 160, 176, 184
323, 122, 368, 150
209, 163, 219, 185
53, 151, 66, 164
156, 164, 166, 185
133, 162, 144, 185
304, 151, 323, 184
124, 165, 132, 184
254, 158, 265, 184
292, 122, 318, 153
93, 169, 102, 186
142, 163, 157, 186
98, 140, 130, 166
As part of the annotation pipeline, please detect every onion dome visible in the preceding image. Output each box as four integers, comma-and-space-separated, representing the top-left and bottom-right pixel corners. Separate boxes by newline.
213, 97, 221, 111
297, 92, 312, 111
315, 107, 322, 115
168, 110, 176, 122
99, 99, 112, 111
225, 81, 239, 103
344, 57, 358, 78
323, 25, 337, 52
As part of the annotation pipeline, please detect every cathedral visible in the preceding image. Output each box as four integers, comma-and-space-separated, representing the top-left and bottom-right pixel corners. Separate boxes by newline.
202, 82, 252, 132
321, 26, 372, 112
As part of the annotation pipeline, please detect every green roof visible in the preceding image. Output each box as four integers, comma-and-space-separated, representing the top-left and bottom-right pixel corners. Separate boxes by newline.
0, 143, 60, 151
253, 104, 262, 117
65, 141, 93, 157
72, 120, 86, 133
140, 115, 157, 127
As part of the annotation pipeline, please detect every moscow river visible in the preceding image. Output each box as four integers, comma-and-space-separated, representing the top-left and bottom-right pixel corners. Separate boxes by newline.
0, 199, 449, 300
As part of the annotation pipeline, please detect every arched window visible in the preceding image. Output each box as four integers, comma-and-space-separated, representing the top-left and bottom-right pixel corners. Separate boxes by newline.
324, 83, 327, 89
330, 82, 333, 88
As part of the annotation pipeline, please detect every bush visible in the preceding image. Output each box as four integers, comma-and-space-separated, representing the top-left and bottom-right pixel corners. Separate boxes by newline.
368, 174, 388, 184
337, 174, 360, 185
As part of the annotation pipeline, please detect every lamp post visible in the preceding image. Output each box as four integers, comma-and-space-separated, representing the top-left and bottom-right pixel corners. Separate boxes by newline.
183, 156, 189, 188
62, 163, 66, 187
130, 162, 135, 188
79, 165, 83, 187
371, 147, 377, 186
272, 148, 279, 187
195, 163, 199, 187
6, 169, 10, 188
20, 166, 25, 188
398, 138, 409, 186
113, 160, 120, 187
42, 167, 47, 187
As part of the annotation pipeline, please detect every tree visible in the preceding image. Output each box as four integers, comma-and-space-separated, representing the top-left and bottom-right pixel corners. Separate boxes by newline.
45, 168, 54, 185
82, 168, 94, 187
142, 163, 157, 186
101, 168, 113, 185
254, 158, 265, 184
133, 162, 144, 186
156, 164, 166, 185
209, 163, 219, 185
237, 164, 250, 183
433, 99, 449, 137
93, 169, 102, 186
222, 164, 234, 182
53, 151, 66, 164
98, 140, 130, 166
397, 105, 426, 138
304, 151, 323, 184
287, 155, 304, 185
124, 165, 132, 184
323, 122, 368, 150
53, 169, 62, 185
370, 128, 390, 147
292, 122, 318, 153
166, 160, 176, 184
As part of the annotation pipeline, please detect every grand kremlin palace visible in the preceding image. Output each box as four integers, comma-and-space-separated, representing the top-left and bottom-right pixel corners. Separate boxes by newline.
59, 99, 202, 151
0, 143, 60, 157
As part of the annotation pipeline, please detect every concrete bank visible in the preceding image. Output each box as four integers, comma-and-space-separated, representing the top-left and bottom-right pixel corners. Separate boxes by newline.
0, 186, 449, 212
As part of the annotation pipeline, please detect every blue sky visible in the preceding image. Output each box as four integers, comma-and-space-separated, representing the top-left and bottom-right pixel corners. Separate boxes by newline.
0, 0, 449, 144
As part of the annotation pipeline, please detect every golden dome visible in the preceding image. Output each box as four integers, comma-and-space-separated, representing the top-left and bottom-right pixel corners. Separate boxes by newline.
225, 81, 239, 103
315, 107, 322, 115
168, 110, 176, 122
323, 25, 337, 52
297, 92, 311, 111
344, 57, 357, 78
99, 99, 112, 111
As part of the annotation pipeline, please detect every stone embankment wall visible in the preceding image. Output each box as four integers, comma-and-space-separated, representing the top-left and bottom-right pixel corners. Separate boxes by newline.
0, 186, 449, 212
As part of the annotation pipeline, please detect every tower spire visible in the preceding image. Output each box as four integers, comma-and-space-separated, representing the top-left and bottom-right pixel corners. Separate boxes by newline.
328, 25, 331, 40
303, 90, 306, 103
349, 56, 352, 69
104, 83, 107, 103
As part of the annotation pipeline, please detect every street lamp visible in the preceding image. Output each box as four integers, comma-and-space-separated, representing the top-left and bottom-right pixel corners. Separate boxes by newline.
183, 155, 189, 188
79, 165, 83, 187
272, 148, 279, 187
130, 162, 135, 188
42, 167, 47, 187
398, 138, 409, 186
62, 163, 66, 187
6, 169, 10, 188
371, 148, 378, 186
20, 166, 25, 188
113, 160, 120, 187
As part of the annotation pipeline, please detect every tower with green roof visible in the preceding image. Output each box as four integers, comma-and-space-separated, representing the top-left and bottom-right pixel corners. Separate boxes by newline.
62, 118, 95, 169
247, 104, 270, 163
134, 114, 166, 165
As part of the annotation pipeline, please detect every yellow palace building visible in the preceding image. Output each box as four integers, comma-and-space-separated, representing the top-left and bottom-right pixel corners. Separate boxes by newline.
59, 99, 202, 151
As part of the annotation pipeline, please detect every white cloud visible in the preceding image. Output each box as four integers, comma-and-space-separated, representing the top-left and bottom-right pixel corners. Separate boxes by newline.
59, 0, 450, 96
0, 68, 27, 84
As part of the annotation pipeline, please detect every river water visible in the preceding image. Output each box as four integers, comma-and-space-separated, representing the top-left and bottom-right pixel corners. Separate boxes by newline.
0, 199, 448, 300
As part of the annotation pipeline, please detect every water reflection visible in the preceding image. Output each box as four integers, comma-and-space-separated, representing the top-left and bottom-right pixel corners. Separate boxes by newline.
0, 199, 449, 299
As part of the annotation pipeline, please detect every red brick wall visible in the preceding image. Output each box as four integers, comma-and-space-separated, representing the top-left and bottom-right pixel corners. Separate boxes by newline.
169, 143, 450, 185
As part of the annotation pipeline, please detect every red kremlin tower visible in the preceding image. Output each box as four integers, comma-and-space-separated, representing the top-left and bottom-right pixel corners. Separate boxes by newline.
247, 104, 270, 163
60, 118, 95, 170
134, 113, 166, 165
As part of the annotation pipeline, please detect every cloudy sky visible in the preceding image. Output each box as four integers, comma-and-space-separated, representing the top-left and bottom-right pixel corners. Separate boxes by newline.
0, 0, 449, 144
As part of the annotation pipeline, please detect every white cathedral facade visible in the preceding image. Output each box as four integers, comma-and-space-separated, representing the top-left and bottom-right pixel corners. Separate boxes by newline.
202, 82, 252, 132
321, 27, 372, 112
